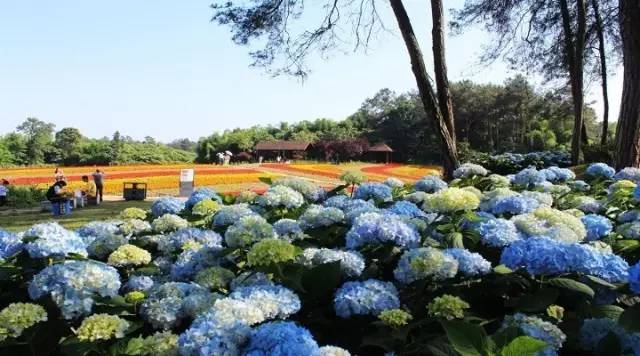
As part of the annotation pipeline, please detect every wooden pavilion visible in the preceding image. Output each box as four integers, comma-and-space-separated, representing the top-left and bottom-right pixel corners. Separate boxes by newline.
254, 140, 312, 161
367, 143, 394, 163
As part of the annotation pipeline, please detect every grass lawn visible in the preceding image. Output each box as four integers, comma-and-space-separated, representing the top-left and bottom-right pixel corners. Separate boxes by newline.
0, 200, 151, 232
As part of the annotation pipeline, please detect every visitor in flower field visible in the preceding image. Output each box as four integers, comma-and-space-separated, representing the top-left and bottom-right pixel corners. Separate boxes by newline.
91, 169, 105, 202
54, 167, 65, 182
0, 179, 8, 206
81, 175, 97, 200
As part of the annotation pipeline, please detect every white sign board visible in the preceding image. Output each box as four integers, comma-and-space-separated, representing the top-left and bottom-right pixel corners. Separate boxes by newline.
180, 169, 194, 183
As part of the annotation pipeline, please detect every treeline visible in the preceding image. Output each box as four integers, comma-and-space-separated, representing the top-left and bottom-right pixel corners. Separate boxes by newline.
0, 118, 196, 166
196, 75, 608, 163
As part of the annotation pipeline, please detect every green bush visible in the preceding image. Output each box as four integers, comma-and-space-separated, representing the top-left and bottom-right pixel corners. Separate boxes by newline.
5, 185, 46, 208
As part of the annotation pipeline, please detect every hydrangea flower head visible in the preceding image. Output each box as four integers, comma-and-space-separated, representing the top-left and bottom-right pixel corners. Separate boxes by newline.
243, 321, 320, 356
378, 309, 413, 327
28, 261, 121, 319
346, 212, 419, 249
299, 205, 345, 230
629, 263, 640, 294
334, 279, 400, 318
427, 295, 470, 320
120, 207, 147, 220
580, 318, 640, 354
258, 185, 305, 209
195, 267, 235, 290
119, 219, 152, 236
107, 244, 152, 267
273, 177, 325, 202
135, 331, 179, 356
125, 276, 154, 292
76, 314, 130, 342
225, 215, 276, 248
178, 314, 252, 356
492, 195, 540, 215
87, 233, 129, 259
443, 248, 491, 276
247, 239, 299, 266
23, 222, 87, 258
229, 284, 301, 320
151, 197, 185, 217
386, 201, 427, 218
423, 187, 480, 213
212, 203, 257, 227
512, 207, 587, 243
140, 282, 213, 329
475, 218, 523, 247
158, 228, 222, 255
383, 177, 405, 188
0, 229, 23, 260
615, 167, 640, 182
414, 175, 447, 193
273, 219, 306, 241
394, 247, 458, 284
185, 188, 222, 211
511, 167, 547, 186
191, 199, 221, 217
0, 303, 47, 340
581, 214, 613, 241
586, 163, 616, 179
502, 313, 566, 355
353, 182, 393, 202
76, 221, 122, 245
453, 163, 488, 178
152, 214, 189, 233
298, 248, 365, 278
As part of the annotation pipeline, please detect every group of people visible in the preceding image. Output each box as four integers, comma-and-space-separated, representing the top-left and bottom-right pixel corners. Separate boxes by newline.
215, 151, 233, 165
46, 168, 105, 208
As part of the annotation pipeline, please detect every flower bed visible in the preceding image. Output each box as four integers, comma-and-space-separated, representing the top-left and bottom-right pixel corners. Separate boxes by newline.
2, 163, 640, 355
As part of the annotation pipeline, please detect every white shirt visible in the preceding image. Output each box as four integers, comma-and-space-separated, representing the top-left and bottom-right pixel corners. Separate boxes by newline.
0, 186, 7, 196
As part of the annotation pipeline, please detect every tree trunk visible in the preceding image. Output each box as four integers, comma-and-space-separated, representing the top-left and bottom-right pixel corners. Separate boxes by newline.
615, 0, 640, 169
430, 0, 456, 142
591, 0, 610, 145
389, 0, 459, 179
559, 0, 587, 165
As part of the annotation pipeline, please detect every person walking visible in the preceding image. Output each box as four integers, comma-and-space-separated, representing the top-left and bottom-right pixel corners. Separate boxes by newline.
92, 169, 105, 203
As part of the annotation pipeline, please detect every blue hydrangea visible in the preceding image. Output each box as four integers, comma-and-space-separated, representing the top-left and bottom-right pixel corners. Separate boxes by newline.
157, 228, 222, 255
629, 263, 640, 294
86, 233, 129, 259
273, 219, 306, 241
475, 218, 523, 247
0, 229, 23, 260
492, 196, 540, 215
502, 313, 565, 356
568, 180, 591, 192
23, 222, 88, 258
243, 321, 320, 356
28, 261, 121, 319
544, 166, 575, 182
393, 247, 458, 284
414, 175, 447, 193
151, 197, 185, 217
171, 246, 223, 280
615, 167, 640, 182
229, 284, 301, 320
258, 185, 305, 209
178, 315, 251, 356
298, 205, 345, 230
333, 279, 400, 318
383, 177, 405, 188
224, 215, 276, 248
581, 214, 613, 241
76, 221, 122, 245
580, 318, 640, 354
353, 182, 393, 202
443, 248, 491, 276
586, 163, 616, 179
124, 276, 154, 292
342, 199, 379, 223
500, 236, 629, 282
617, 221, 640, 239
511, 167, 547, 186
386, 201, 427, 218
634, 186, 640, 201
185, 188, 222, 211
273, 177, 325, 202
346, 212, 420, 250
230, 272, 274, 291
404, 191, 430, 205
618, 210, 640, 223
298, 248, 366, 278
323, 195, 350, 209
453, 163, 488, 178
212, 203, 257, 227
140, 282, 213, 329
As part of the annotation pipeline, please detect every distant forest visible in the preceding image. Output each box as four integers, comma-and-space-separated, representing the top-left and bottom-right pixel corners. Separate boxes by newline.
0, 75, 610, 167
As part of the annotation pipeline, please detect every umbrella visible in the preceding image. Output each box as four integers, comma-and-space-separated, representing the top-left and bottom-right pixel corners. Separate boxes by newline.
225, 151, 233, 156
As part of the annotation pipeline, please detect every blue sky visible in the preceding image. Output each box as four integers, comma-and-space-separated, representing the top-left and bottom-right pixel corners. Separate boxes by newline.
0, 0, 622, 142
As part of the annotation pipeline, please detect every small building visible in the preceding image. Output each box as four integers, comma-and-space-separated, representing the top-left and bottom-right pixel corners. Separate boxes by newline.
367, 143, 394, 163
254, 140, 311, 161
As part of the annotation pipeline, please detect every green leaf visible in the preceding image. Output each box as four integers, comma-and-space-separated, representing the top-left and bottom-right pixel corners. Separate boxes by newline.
440, 320, 490, 356
493, 265, 513, 274
58, 336, 96, 356
619, 304, 640, 332
584, 275, 617, 290
491, 327, 524, 351
590, 305, 625, 320
547, 277, 595, 298
500, 336, 547, 356
302, 261, 342, 300
516, 288, 559, 312
259, 177, 273, 185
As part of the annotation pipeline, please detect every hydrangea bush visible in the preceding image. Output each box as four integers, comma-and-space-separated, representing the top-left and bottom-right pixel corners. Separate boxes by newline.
5, 161, 640, 355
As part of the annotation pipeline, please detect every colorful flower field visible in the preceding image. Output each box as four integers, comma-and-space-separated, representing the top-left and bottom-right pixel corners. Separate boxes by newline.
4, 161, 640, 355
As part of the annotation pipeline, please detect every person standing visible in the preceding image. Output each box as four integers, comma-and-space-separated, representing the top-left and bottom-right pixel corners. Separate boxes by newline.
92, 169, 105, 203
54, 167, 65, 182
